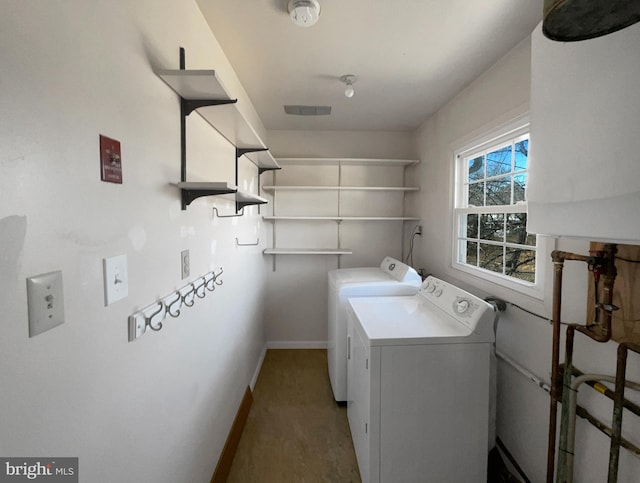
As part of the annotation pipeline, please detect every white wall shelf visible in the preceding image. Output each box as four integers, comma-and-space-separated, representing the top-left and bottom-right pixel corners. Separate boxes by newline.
263, 248, 353, 255
232, 191, 268, 210
262, 186, 419, 193
263, 216, 420, 221
156, 48, 279, 210
173, 182, 267, 210
263, 157, 420, 267
276, 158, 419, 167
156, 69, 279, 170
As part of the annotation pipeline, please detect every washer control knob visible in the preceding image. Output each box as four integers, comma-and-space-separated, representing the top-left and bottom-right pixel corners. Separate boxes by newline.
434, 288, 443, 297
426, 284, 436, 293
455, 299, 470, 314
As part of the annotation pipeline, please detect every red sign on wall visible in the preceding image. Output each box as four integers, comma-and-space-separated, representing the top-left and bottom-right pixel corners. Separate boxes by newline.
100, 135, 123, 184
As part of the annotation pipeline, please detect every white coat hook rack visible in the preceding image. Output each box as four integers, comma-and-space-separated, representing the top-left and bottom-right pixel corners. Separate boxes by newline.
236, 237, 259, 247
213, 206, 245, 218
128, 267, 224, 341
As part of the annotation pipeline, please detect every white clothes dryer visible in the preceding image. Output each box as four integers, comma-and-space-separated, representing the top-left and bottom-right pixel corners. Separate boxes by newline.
327, 256, 420, 402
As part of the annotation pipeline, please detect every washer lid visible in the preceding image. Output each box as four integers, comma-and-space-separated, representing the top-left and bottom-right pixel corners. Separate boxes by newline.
337, 280, 420, 297
329, 267, 391, 285
348, 291, 494, 346
348, 297, 472, 346
328, 256, 421, 286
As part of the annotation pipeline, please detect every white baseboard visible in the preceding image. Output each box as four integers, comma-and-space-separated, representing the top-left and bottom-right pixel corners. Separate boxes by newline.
266, 340, 328, 349
250, 344, 267, 391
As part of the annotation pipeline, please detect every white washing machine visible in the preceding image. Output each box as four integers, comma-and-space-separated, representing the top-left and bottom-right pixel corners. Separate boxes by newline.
346, 276, 495, 483
328, 256, 421, 402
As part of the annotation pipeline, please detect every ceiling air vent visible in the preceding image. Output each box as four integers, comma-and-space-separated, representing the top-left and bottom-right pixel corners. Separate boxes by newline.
284, 105, 331, 116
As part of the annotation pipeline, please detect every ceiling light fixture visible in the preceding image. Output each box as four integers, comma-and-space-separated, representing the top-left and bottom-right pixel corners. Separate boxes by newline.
340, 75, 357, 98
288, 0, 321, 28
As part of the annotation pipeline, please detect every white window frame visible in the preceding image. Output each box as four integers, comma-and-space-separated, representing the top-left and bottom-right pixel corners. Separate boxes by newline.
451, 116, 548, 299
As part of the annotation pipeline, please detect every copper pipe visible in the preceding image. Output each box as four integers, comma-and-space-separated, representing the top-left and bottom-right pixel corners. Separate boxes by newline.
551, 250, 591, 263
557, 325, 576, 483
547, 245, 617, 483
609, 343, 640, 482
547, 257, 565, 483
575, 405, 640, 459
575, 244, 617, 342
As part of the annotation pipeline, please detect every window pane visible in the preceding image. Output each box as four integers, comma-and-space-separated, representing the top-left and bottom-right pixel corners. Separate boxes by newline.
486, 145, 512, 176
506, 213, 536, 246
505, 248, 536, 282
466, 214, 478, 239
514, 173, 526, 203
479, 243, 504, 274
506, 213, 527, 244
515, 139, 528, 171
468, 182, 484, 206
454, 127, 536, 289
525, 233, 536, 246
468, 155, 484, 182
466, 241, 478, 266
480, 213, 504, 241
486, 177, 511, 206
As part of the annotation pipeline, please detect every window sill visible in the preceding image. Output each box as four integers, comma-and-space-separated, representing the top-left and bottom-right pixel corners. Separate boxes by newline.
449, 262, 543, 300
445, 235, 557, 316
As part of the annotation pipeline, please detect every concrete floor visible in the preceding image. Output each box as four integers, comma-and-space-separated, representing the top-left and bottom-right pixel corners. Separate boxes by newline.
227, 349, 361, 482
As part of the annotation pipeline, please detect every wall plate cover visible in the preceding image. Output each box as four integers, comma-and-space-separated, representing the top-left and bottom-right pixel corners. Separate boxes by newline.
103, 255, 128, 306
181, 249, 190, 279
27, 270, 65, 337
128, 313, 147, 341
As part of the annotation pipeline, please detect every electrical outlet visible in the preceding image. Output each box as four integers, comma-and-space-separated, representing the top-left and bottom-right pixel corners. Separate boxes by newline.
415, 225, 423, 235
103, 255, 128, 306
27, 270, 65, 337
181, 250, 190, 279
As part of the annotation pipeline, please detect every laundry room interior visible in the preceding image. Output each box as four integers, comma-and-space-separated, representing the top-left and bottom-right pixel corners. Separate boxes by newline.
1, 1, 639, 482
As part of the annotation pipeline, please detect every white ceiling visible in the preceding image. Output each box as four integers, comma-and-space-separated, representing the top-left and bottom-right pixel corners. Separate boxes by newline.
197, 0, 542, 132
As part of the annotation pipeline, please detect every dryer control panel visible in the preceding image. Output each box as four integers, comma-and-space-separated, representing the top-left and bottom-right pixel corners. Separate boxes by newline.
419, 276, 494, 339
379, 256, 420, 283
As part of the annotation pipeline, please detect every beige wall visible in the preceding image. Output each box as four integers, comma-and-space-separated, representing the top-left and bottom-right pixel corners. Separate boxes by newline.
262, 130, 415, 344
0, 2, 267, 481
408, 35, 640, 483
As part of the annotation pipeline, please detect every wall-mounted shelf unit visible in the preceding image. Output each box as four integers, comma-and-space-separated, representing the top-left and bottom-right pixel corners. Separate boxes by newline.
156, 48, 279, 210
262, 186, 419, 193
263, 248, 353, 255
262, 157, 421, 268
173, 182, 236, 207
263, 216, 420, 221
231, 190, 268, 210
172, 183, 267, 210
276, 158, 420, 167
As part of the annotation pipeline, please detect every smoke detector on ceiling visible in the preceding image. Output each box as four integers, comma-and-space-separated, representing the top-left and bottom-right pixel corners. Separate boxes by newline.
288, 0, 321, 27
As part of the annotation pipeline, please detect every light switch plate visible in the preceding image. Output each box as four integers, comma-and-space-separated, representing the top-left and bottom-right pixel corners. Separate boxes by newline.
103, 255, 128, 306
27, 270, 65, 337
